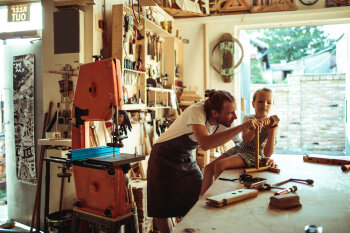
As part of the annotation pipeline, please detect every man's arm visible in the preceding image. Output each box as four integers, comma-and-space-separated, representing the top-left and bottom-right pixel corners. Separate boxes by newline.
192, 119, 261, 151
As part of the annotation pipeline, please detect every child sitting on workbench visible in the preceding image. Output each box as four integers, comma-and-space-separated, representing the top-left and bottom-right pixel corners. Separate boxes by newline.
200, 88, 279, 195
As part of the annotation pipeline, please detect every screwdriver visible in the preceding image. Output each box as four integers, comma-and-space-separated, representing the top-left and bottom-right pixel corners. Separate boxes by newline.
274, 185, 298, 196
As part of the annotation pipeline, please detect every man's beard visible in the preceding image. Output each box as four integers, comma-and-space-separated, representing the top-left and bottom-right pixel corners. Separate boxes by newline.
217, 119, 233, 128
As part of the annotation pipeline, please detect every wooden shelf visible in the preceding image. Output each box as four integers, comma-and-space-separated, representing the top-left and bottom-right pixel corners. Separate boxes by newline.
123, 68, 146, 75
147, 87, 174, 93
144, 19, 173, 38
122, 104, 147, 111
54, 0, 94, 7
148, 106, 171, 110
38, 138, 72, 147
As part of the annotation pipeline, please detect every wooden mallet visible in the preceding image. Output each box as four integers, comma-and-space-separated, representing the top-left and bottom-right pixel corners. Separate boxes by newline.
244, 115, 280, 173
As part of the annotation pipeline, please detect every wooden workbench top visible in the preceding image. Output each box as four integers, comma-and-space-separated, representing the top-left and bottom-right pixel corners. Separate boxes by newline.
173, 154, 350, 233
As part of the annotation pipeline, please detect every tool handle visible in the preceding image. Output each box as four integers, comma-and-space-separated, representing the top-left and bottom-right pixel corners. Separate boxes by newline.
274, 185, 297, 196
219, 177, 239, 182
341, 165, 350, 172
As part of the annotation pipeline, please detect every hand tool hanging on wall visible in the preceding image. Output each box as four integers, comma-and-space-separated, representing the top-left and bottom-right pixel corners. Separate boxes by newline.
45, 111, 58, 132
57, 166, 72, 211
137, 29, 144, 40
137, 44, 142, 71
54, 103, 61, 138
123, 14, 134, 55
151, 35, 156, 60
155, 35, 159, 62
147, 32, 151, 55
129, 37, 133, 55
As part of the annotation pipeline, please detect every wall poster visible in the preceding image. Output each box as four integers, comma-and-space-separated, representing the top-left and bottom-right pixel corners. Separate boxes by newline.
13, 54, 36, 183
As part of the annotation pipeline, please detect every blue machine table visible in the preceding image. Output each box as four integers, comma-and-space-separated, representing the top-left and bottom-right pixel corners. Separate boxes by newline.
173, 155, 350, 233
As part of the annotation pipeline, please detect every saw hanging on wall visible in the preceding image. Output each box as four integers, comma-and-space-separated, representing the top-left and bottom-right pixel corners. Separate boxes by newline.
211, 33, 244, 83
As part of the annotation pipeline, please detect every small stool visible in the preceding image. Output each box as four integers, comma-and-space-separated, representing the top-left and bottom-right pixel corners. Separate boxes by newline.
71, 207, 138, 233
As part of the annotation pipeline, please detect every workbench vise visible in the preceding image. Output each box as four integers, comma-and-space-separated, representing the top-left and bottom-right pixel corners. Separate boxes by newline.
71, 58, 145, 218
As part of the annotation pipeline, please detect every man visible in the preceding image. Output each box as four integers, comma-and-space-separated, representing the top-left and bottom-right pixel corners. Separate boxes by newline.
147, 89, 262, 233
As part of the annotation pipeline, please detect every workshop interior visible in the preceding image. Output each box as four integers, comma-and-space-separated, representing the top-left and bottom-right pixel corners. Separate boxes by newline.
0, 0, 349, 233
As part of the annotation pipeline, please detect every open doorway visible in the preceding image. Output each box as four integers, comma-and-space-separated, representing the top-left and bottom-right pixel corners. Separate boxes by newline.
0, 2, 42, 224
241, 24, 349, 155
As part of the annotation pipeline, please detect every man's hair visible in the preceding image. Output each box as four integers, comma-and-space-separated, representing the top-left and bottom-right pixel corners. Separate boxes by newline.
204, 89, 236, 117
252, 88, 272, 101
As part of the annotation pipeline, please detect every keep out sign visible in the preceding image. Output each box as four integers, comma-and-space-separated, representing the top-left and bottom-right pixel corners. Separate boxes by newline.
8, 4, 31, 22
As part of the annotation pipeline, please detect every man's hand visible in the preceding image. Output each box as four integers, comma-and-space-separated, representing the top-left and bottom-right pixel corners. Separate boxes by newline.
245, 118, 263, 131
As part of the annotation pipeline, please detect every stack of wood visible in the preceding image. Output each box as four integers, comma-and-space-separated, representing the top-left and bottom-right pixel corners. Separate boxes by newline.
178, 89, 202, 109
130, 179, 153, 233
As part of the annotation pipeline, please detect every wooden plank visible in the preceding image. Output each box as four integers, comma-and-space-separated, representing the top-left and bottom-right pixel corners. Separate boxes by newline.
206, 188, 258, 207
161, 6, 208, 17
54, 0, 94, 7
0, 0, 39, 6
303, 155, 350, 166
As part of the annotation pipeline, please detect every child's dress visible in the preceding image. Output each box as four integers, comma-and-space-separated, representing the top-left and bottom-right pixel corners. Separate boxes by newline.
225, 115, 269, 167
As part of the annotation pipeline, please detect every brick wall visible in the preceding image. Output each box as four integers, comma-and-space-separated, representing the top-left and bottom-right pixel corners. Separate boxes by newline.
250, 74, 346, 154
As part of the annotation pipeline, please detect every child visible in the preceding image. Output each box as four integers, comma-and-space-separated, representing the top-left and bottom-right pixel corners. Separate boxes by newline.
200, 88, 279, 195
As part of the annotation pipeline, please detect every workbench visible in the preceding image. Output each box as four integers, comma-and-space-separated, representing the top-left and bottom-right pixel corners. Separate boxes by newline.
173, 155, 350, 233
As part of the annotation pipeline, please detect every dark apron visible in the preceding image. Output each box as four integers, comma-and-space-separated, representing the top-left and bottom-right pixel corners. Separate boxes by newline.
147, 134, 202, 218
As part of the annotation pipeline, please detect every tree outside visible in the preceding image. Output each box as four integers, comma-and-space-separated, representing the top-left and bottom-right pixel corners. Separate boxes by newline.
248, 26, 337, 84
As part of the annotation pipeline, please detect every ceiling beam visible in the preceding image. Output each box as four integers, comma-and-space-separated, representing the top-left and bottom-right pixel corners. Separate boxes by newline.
0, 0, 39, 6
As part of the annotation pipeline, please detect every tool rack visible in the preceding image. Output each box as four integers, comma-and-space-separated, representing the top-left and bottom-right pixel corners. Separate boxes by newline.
111, 4, 184, 111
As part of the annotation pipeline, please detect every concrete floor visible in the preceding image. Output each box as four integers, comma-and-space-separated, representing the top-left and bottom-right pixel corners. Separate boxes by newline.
0, 203, 7, 220
0, 203, 31, 232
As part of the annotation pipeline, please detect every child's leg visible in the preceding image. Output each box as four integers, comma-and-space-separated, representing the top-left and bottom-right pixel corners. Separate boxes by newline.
200, 153, 230, 195
214, 155, 246, 179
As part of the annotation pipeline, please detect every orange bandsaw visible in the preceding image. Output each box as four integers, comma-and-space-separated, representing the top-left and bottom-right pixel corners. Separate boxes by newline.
71, 58, 144, 218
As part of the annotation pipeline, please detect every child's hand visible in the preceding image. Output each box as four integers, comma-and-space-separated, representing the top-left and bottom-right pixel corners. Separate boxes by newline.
267, 124, 278, 133
245, 118, 263, 131
263, 157, 278, 168
258, 117, 271, 127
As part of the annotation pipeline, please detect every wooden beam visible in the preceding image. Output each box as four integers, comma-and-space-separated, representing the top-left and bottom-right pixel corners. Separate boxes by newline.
54, 0, 94, 7
0, 0, 39, 6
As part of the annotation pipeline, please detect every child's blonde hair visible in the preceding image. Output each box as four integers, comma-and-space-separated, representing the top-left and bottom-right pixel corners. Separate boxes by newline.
252, 88, 273, 101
